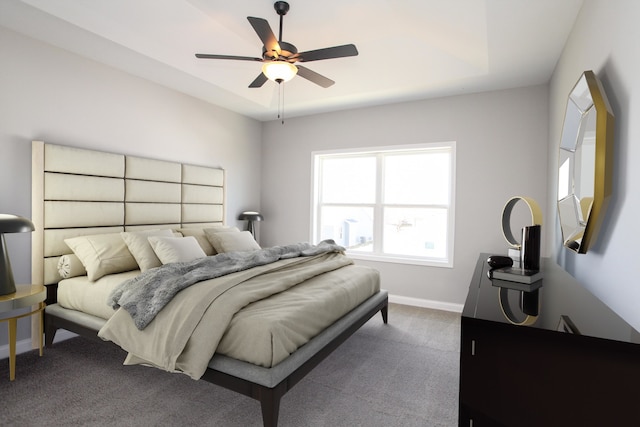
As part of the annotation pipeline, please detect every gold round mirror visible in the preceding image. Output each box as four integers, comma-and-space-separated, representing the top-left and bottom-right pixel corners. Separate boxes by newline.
557, 71, 614, 254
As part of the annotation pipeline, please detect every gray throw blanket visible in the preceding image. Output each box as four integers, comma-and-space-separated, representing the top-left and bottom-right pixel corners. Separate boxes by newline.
108, 240, 345, 330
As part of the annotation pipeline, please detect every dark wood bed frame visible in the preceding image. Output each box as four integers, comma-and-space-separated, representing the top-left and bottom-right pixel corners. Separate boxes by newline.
44, 292, 388, 427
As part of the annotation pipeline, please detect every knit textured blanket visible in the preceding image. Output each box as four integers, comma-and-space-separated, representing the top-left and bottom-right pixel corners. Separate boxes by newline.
108, 240, 345, 330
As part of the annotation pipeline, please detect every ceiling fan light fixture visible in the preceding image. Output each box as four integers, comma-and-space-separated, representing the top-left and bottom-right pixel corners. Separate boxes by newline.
262, 61, 297, 83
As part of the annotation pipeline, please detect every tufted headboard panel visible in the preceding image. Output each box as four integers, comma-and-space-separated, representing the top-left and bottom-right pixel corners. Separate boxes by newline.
31, 141, 225, 286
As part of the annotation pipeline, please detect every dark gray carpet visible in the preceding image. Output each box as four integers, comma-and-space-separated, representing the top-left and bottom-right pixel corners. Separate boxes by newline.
0, 304, 460, 426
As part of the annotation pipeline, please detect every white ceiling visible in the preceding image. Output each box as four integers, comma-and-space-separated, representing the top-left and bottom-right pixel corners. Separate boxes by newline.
1, 0, 583, 121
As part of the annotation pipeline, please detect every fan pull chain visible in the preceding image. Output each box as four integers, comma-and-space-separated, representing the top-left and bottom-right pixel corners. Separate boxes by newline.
277, 83, 281, 121
278, 82, 286, 124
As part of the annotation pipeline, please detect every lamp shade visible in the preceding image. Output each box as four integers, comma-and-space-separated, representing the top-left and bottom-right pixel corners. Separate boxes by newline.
0, 214, 35, 233
238, 211, 263, 222
262, 61, 298, 83
0, 214, 35, 296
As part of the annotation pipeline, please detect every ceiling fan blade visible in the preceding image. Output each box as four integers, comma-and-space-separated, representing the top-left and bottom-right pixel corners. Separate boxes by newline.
247, 16, 280, 55
249, 73, 269, 88
298, 44, 358, 62
195, 53, 262, 62
296, 65, 335, 88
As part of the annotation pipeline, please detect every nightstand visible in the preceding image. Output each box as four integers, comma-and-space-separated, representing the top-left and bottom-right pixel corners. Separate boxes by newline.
0, 284, 46, 381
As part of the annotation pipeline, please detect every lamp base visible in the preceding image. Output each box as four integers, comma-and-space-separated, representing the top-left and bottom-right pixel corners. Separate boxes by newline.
0, 279, 17, 296
246, 221, 256, 238
0, 234, 17, 296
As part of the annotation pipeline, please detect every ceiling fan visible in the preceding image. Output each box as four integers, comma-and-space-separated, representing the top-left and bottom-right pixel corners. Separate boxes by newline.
195, 1, 358, 88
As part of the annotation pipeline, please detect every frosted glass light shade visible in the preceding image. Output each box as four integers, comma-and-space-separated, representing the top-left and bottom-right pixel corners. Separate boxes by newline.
262, 61, 297, 83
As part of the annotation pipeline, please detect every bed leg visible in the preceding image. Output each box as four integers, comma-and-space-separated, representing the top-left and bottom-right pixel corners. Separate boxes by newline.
44, 323, 57, 348
380, 305, 388, 324
259, 387, 282, 427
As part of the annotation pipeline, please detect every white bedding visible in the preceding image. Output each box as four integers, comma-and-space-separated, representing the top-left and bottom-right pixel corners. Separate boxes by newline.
58, 254, 380, 378
216, 263, 379, 367
57, 270, 141, 320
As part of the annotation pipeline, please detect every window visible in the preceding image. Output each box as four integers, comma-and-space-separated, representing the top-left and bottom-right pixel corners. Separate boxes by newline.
312, 142, 455, 267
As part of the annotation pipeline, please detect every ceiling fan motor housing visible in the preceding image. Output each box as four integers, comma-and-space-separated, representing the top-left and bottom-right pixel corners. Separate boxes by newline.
274, 2, 290, 16
263, 41, 298, 62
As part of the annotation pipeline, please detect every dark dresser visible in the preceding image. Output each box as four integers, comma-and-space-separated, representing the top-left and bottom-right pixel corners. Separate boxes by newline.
459, 254, 640, 426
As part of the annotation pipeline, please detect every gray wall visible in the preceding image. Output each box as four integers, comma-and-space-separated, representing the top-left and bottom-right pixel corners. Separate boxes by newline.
0, 27, 262, 346
548, 0, 640, 330
261, 86, 549, 309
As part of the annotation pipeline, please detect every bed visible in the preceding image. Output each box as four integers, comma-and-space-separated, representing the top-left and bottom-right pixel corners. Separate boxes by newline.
31, 141, 388, 427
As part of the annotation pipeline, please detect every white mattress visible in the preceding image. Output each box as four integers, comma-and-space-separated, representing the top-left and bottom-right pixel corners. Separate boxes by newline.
57, 270, 141, 320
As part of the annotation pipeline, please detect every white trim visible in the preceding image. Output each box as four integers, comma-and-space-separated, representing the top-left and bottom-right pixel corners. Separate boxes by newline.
389, 294, 463, 313
311, 141, 457, 156
0, 330, 77, 360
347, 252, 453, 268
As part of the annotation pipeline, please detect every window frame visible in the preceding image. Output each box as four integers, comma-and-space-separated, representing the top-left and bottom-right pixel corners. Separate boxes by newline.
311, 142, 456, 268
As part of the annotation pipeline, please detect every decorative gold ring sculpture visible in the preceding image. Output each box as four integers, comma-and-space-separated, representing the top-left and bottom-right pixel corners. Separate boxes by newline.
498, 288, 539, 326
501, 196, 543, 249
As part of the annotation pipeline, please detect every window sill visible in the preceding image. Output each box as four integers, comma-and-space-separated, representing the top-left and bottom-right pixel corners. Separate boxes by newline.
345, 251, 453, 268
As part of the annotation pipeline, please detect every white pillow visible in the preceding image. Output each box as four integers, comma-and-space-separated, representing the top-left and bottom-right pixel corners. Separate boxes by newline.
203, 225, 239, 237
121, 229, 174, 271
206, 230, 261, 253
57, 254, 88, 279
64, 233, 138, 281
148, 236, 207, 264
177, 228, 216, 256
201, 226, 240, 253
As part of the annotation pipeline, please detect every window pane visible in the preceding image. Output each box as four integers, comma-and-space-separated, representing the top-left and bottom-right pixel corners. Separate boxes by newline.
384, 152, 450, 205
383, 207, 448, 258
319, 206, 373, 252
321, 156, 376, 203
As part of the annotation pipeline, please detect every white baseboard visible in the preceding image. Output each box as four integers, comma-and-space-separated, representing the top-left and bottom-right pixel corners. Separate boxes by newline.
0, 329, 77, 360
389, 294, 464, 313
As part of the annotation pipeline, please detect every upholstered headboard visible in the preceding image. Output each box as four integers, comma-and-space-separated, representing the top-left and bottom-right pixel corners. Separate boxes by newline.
31, 141, 225, 287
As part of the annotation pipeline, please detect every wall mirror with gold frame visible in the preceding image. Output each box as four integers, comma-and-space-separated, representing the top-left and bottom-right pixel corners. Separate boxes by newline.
557, 70, 614, 254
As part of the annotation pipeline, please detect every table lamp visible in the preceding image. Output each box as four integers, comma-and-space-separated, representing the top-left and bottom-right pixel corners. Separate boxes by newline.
0, 214, 35, 296
237, 211, 263, 238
